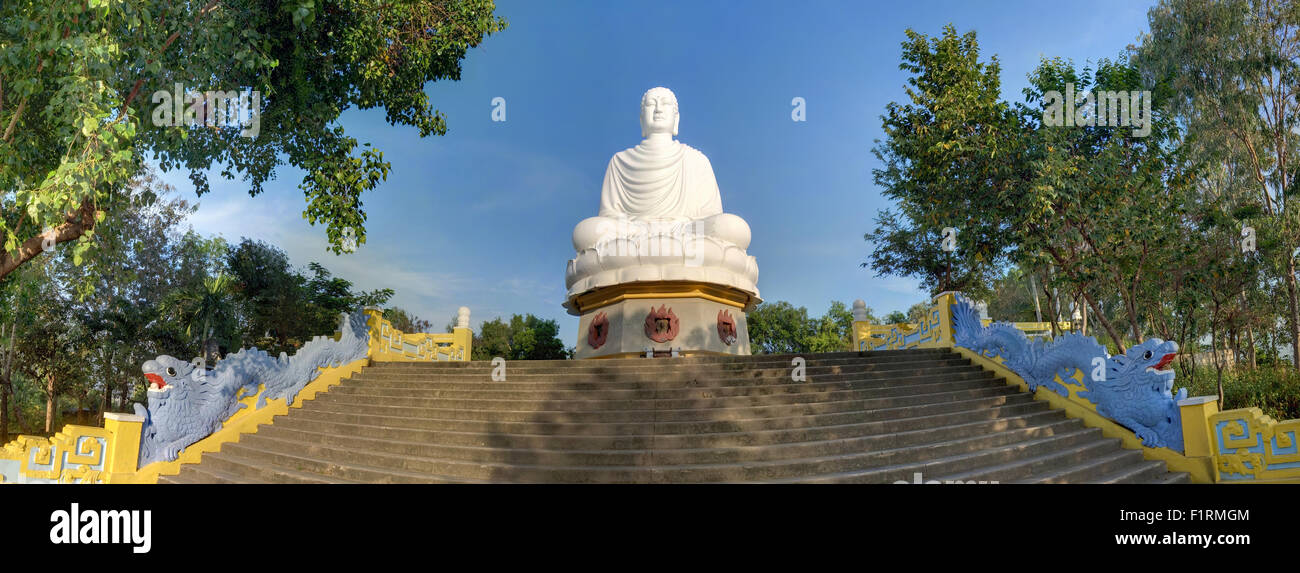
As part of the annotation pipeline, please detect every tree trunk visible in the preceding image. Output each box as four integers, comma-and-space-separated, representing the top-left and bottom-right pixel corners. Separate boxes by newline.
44, 372, 56, 434
1285, 262, 1300, 372
0, 373, 7, 443
1081, 297, 1090, 337
1240, 292, 1257, 369
1230, 327, 1239, 369
6, 382, 29, 435
99, 348, 114, 424
0, 323, 9, 443
119, 350, 132, 412
99, 381, 110, 426
1082, 291, 1127, 354
1029, 274, 1043, 323
0, 197, 98, 281
1211, 302, 1225, 410
1125, 295, 1144, 345
1041, 272, 1059, 338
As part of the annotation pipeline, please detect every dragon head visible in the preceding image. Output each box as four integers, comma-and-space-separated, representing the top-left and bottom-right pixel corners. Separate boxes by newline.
142, 355, 198, 394
1108, 338, 1187, 452
1109, 338, 1179, 395
137, 355, 213, 464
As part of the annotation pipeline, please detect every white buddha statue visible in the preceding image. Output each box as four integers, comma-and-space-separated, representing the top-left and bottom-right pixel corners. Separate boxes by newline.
565, 87, 760, 309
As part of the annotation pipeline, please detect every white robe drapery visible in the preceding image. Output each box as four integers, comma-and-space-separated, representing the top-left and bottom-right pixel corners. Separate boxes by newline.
598, 141, 724, 220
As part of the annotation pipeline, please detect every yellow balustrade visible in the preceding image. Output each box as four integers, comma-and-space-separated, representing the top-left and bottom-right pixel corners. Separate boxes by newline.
851, 300, 1071, 352
1, 305, 473, 485
0, 415, 144, 483
1199, 406, 1300, 483
121, 359, 368, 484
363, 308, 473, 362
851, 292, 958, 351
848, 291, 1300, 483
953, 346, 1217, 483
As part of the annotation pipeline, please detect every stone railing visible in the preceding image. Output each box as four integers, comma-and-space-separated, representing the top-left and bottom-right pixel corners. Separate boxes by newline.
850, 292, 959, 352
0, 305, 472, 484
850, 291, 1300, 483
0, 415, 142, 484
850, 296, 1071, 351
1190, 401, 1300, 482
365, 306, 473, 362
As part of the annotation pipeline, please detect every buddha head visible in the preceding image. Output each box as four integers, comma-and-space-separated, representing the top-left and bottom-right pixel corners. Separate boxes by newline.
640, 87, 679, 138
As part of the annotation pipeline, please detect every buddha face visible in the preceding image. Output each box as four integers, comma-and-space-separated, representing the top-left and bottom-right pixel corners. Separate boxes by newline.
640, 87, 679, 138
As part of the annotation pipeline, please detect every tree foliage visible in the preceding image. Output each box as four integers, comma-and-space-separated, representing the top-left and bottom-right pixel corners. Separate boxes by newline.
472, 314, 570, 361
748, 300, 857, 355
0, 0, 507, 281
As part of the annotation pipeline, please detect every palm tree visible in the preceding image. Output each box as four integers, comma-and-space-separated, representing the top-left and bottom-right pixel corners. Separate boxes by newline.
160, 272, 238, 360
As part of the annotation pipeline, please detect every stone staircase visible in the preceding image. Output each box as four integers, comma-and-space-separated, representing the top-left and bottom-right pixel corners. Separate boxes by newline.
158, 348, 1190, 483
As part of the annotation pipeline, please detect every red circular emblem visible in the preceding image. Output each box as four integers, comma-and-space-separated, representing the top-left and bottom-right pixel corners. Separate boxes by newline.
644, 305, 679, 343
717, 309, 737, 345
588, 311, 610, 349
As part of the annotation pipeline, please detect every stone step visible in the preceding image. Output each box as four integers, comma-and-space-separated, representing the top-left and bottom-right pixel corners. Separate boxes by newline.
266, 400, 1054, 450
365, 351, 965, 368
189, 448, 370, 484
293, 388, 1029, 428
763, 428, 1113, 483
237, 413, 1083, 467
366, 349, 952, 371
1154, 471, 1193, 484
1007, 448, 1148, 484
205, 444, 482, 484
334, 368, 996, 395
1087, 459, 1176, 484
309, 382, 1014, 418
203, 423, 1102, 483
162, 347, 1189, 484
349, 361, 982, 385
163, 464, 269, 484
315, 377, 1003, 411
928, 439, 1130, 484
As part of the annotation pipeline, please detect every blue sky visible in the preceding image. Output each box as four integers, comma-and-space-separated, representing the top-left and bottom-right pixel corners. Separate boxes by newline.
163, 0, 1157, 347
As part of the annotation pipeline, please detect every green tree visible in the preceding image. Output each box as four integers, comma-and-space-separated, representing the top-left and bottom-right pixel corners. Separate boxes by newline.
748, 301, 855, 354
986, 266, 1043, 323
905, 301, 930, 324
1141, 0, 1300, 370
159, 271, 241, 358
1015, 54, 1188, 353
226, 238, 304, 349
384, 307, 431, 333
748, 301, 814, 354
809, 301, 855, 353
471, 314, 569, 361
0, 1, 507, 280
864, 25, 1023, 298
301, 262, 393, 337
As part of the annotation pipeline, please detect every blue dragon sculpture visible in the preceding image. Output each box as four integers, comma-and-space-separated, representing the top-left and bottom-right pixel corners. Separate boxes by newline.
133, 309, 372, 466
950, 295, 1187, 452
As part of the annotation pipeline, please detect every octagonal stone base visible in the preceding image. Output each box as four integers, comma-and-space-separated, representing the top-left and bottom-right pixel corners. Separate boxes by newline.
570, 282, 753, 359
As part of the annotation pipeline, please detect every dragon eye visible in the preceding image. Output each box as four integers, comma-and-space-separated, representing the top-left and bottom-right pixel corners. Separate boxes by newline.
1144, 351, 1153, 359
166, 367, 177, 377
